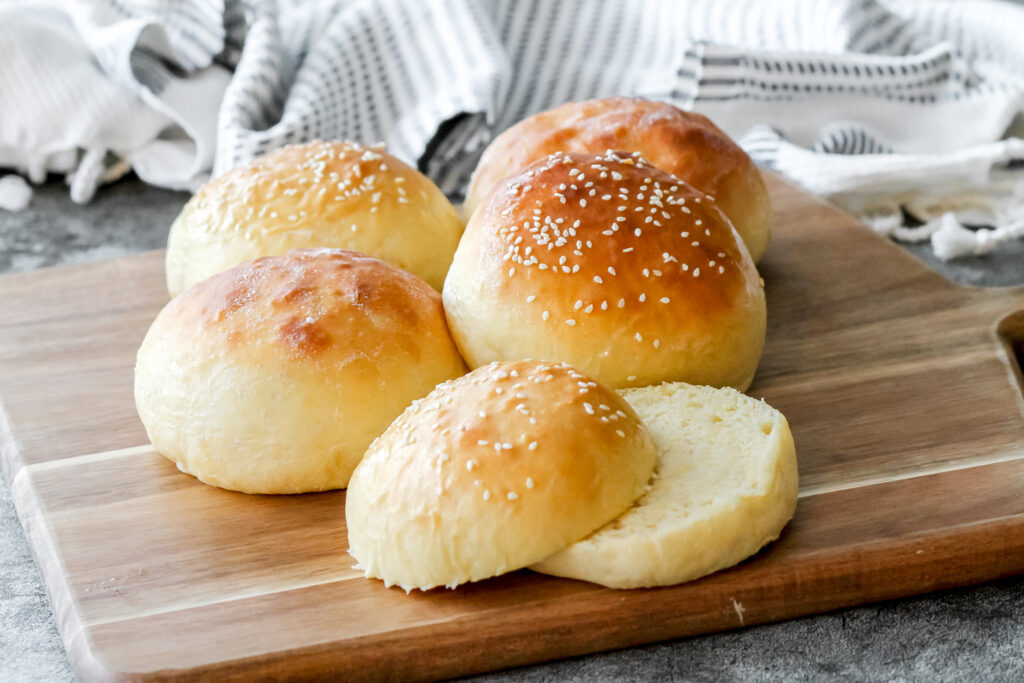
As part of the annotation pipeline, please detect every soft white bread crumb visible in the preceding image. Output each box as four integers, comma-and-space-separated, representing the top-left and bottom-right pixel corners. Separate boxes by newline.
531, 382, 798, 588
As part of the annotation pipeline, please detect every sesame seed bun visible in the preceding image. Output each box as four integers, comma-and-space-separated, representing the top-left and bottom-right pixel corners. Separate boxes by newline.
465, 97, 771, 262
345, 360, 658, 591
165, 141, 463, 295
532, 382, 798, 588
443, 151, 766, 391
135, 249, 468, 494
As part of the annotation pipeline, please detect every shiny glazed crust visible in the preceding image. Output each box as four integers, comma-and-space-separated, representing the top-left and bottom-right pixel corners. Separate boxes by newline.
444, 151, 766, 390
466, 97, 771, 262
345, 360, 658, 591
166, 141, 463, 294
135, 248, 468, 494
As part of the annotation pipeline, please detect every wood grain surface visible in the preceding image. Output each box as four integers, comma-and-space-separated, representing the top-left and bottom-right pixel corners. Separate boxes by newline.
1, 176, 1023, 682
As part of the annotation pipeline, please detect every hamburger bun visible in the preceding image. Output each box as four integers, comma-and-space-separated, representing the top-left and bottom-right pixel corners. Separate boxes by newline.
345, 360, 658, 591
166, 141, 463, 295
466, 97, 771, 262
532, 382, 798, 588
443, 150, 766, 390
135, 248, 467, 494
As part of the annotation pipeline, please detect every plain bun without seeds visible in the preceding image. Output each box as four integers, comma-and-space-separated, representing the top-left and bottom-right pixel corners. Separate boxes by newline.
465, 97, 772, 262
443, 150, 766, 391
165, 140, 463, 295
345, 360, 658, 592
135, 248, 467, 494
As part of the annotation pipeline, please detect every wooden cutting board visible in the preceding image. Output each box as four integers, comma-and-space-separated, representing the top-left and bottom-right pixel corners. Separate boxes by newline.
2, 175, 1023, 682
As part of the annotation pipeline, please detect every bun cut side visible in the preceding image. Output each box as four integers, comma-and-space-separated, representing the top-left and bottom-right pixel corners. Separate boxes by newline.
444, 151, 766, 391
135, 248, 467, 494
345, 360, 658, 592
532, 382, 798, 588
166, 140, 463, 295
466, 97, 771, 262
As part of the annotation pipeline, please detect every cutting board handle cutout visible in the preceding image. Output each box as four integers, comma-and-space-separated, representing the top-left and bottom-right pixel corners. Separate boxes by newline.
997, 309, 1024, 407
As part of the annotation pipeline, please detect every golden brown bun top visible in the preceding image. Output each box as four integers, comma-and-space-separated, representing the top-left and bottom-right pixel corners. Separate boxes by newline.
166, 140, 463, 293
189, 140, 417, 230
161, 248, 452, 368
465, 150, 757, 339
345, 359, 657, 590
466, 97, 771, 261
366, 359, 655, 502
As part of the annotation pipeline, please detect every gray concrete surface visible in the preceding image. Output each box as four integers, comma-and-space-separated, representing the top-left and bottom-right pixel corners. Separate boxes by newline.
1, 176, 1023, 682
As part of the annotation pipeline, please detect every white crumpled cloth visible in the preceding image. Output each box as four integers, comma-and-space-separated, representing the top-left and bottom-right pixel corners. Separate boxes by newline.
2, 0, 1022, 261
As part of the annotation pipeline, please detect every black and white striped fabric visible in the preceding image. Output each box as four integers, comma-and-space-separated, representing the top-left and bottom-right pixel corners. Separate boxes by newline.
211, 0, 1024, 258
4, 0, 1023, 257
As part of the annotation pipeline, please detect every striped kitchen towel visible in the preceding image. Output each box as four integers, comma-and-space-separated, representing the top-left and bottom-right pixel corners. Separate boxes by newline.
4, 0, 1023, 259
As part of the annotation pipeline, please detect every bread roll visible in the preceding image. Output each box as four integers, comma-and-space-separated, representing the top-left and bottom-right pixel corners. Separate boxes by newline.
443, 150, 766, 391
165, 141, 463, 295
345, 360, 658, 591
466, 97, 772, 262
135, 248, 467, 494
532, 382, 798, 588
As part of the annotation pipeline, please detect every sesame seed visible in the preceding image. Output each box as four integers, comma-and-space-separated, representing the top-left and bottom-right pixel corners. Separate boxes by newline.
616, 430, 626, 438
483, 490, 491, 501
529, 441, 538, 450
634, 228, 642, 237
526, 477, 535, 489
466, 460, 475, 471
508, 492, 519, 500
566, 318, 577, 326
583, 402, 595, 414
635, 332, 643, 342
693, 268, 701, 277
639, 293, 646, 302
627, 375, 638, 382
593, 276, 603, 284
660, 297, 671, 304
618, 298, 626, 308
542, 310, 550, 321
575, 300, 583, 310
478, 440, 488, 446
526, 295, 536, 303
608, 266, 616, 276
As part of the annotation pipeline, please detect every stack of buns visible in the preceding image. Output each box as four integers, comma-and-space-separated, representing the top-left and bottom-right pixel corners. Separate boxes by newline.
135, 96, 797, 592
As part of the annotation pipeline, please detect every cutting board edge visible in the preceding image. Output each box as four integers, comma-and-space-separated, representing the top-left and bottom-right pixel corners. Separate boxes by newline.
60, 512, 1024, 683
9, 467, 101, 682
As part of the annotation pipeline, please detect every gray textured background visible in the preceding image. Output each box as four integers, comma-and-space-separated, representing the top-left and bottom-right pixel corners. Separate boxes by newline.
1, 176, 1023, 682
